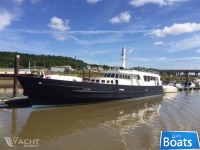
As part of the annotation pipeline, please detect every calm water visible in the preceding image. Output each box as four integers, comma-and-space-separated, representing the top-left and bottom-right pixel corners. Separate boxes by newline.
0, 88, 200, 150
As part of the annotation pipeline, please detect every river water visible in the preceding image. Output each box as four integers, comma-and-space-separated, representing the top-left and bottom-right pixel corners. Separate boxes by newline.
0, 88, 200, 150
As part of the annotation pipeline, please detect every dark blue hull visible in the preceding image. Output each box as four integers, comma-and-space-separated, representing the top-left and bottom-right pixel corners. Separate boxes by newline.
17, 76, 163, 108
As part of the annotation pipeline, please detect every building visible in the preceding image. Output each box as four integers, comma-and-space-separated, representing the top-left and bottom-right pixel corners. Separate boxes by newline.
50, 66, 72, 72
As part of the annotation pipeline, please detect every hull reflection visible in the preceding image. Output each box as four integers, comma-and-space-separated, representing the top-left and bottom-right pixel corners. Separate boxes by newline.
19, 96, 163, 140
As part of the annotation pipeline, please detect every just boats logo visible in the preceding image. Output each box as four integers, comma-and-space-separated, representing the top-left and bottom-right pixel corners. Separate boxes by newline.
160, 131, 200, 150
4, 137, 40, 148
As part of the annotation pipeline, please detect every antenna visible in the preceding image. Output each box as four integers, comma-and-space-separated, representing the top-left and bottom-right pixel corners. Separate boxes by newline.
121, 47, 126, 69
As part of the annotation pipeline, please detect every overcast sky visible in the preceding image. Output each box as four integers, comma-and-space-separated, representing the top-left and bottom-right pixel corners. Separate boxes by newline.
0, 0, 200, 69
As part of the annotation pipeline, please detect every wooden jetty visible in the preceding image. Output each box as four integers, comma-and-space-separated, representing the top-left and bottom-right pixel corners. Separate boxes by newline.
0, 96, 31, 108
177, 86, 200, 91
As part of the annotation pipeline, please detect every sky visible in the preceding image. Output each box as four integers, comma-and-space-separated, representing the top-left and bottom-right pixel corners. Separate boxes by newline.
0, 0, 200, 69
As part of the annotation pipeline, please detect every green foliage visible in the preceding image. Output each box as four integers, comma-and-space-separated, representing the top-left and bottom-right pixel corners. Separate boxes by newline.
0, 51, 87, 69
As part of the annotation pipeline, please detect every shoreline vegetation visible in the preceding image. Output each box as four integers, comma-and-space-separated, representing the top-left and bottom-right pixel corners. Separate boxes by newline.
0, 51, 110, 70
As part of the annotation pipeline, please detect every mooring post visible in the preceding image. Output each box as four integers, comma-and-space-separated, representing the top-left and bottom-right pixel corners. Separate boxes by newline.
185, 71, 189, 84
83, 69, 85, 82
89, 69, 90, 81
13, 55, 20, 97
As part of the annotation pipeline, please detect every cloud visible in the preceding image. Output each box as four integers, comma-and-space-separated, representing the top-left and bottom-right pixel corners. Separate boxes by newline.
197, 49, 200, 53
13, 0, 24, 5
128, 56, 200, 62
127, 48, 134, 54
13, 0, 40, 5
129, 0, 188, 7
30, 0, 41, 4
152, 23, 200, 37
86, 0, 101, 4
49, 16, 70, 31
48, 16, 71, 41
0, 9, 17, 31
89, 50, 110, 56
153, 41, 164, 45
168, 35, 200, 52
110, 11, 131, 24
0, 31, 51, 55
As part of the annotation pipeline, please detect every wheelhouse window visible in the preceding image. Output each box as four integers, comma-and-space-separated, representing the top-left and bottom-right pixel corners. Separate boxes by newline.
144, 76, 156, 82
111, 73, 115, 78
118, 74, 130, 80
144, 76, 148, 82
124, 75, 128, 79
107, 73, 111, 77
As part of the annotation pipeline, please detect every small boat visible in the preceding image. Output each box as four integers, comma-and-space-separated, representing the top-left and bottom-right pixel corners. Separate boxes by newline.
162, 82, 178, 93
163, 85, 178, 93
193, 78, 200, 86
17, 48, 163, 108
176, 81, 196, 90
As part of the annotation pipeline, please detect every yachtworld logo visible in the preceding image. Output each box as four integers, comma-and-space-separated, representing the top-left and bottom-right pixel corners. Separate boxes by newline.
160, 131, 200, 149
4, 137, 40, 148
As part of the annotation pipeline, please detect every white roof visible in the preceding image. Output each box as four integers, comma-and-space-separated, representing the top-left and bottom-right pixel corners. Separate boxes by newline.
102, 69, 160, 77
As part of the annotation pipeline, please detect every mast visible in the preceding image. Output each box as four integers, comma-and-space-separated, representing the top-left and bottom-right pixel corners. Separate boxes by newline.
121, 48, 126, 69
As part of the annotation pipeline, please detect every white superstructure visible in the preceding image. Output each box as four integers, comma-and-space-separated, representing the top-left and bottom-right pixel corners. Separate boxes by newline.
90, 69, 162, 86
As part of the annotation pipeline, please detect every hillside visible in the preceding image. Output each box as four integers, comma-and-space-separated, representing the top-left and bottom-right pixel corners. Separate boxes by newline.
0, 51, 88, 69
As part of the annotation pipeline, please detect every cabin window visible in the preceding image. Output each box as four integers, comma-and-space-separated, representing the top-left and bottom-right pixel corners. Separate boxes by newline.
104, 73, 107, 77
122, 74, 125, 79
144, 76, 147, 82
111, 80, 113, 84
91, 79, 95, 82
125, 75, 128, 79
144, 76, 156, 82
101, 80, 105, 83
119, 74, 123, 79
115, 80, 118, 85
115, 74, 119, 78
137, 75, 140, 80
107, 73, 111, 77
111, 73, 115, 78
107, 80, 110, 83
144, 76, 150, 82
96, 80, 100, 83
128, 75, 130, 79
